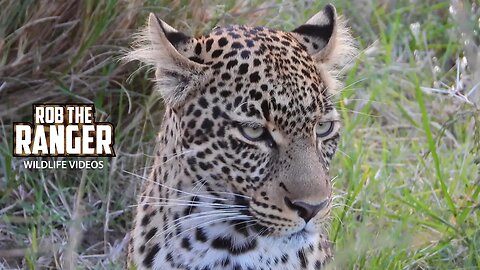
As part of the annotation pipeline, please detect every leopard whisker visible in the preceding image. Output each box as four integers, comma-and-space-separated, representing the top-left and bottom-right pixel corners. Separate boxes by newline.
216, 191, 251, 199
324, 77, 368, 99
158, 150, 197, 165
332, 98, 387, 106
191, 191, 252, 200
190, 178, 209, 193
169, 210, 245, 224
171, 194, 247, 207
163, 210, 245, 234
137, 195, 248, 207
248, 226, 269, 241
330, 203, 362, 211
133, 201, 248, 209
124, 170, 225, 201
162, 215, 252, 248
316, 208, 331, 221
339, 77, 367, 93
330, 175, 339, 184
223, 219, 257, 232
336, 40, 377, 76
335, 149, 352, 160
146, 211, 247, 246
329, 195, 343, 206
230, 219, 257, 229
330, 212, 344, 227
334, 107, 379, 117
232, 100, 260, 114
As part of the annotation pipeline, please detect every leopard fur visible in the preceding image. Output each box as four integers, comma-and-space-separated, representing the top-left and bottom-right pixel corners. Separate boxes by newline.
126, 4, 356, 270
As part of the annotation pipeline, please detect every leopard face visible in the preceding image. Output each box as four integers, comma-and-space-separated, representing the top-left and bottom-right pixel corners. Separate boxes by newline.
127, 4, 355, 270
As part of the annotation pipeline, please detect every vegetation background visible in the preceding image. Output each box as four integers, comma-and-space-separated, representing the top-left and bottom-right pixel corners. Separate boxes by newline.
1, 0, 479, 269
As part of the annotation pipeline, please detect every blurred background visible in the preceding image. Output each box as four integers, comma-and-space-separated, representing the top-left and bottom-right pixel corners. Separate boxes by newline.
0, 0, 479, 269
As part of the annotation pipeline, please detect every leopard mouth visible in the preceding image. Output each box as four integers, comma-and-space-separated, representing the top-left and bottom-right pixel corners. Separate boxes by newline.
250, 221, 315, 239
230, 196, 273, 236
230, 205, 318, 240
288, 228, 309, 239
232, 194, 315, 238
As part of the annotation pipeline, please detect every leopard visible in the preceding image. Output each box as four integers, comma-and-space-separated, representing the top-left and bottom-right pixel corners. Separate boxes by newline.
125, 4, 356, 270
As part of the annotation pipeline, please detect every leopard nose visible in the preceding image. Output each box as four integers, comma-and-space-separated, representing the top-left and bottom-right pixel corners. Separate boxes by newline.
284, 197, 328, 223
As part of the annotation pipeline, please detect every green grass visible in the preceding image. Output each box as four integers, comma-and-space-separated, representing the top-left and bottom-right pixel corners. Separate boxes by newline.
1, 0, 479, 269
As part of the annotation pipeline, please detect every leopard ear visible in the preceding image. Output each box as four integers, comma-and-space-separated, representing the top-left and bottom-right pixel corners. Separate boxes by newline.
292, 4, 356, 74
126, 13, 206, 108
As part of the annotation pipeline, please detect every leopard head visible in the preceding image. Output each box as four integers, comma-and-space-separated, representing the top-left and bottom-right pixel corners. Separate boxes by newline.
128, 4, 356, 238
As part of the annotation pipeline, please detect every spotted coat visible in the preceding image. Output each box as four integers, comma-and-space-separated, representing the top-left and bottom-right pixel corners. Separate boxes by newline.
126, 4, 356, 270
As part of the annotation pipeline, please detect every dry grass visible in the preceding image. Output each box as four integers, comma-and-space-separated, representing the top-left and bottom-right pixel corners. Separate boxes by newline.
0, 0, 142, 120
0, 0, 479, 269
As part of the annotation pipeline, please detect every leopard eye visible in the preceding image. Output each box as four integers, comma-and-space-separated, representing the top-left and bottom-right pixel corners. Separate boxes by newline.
315, 121, 335, 138
239, 126, 267, 141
